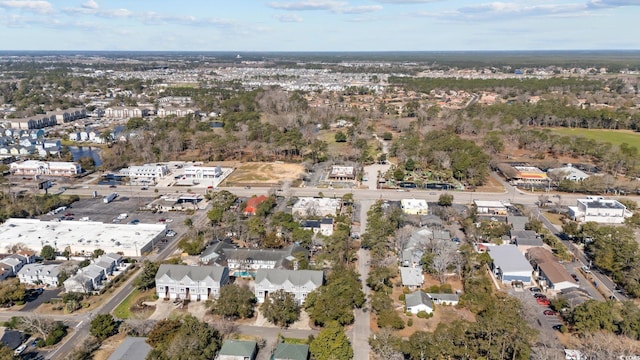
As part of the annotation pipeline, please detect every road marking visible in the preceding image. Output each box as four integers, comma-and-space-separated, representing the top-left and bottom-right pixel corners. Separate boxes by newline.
76, 321, 83, 329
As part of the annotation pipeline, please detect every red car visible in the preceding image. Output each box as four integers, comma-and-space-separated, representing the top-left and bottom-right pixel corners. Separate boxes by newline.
537, 297, 551, 305
543, 310, 558, 316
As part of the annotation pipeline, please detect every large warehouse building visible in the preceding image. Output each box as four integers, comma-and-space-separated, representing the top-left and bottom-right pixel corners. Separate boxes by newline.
0, 218, 166, 257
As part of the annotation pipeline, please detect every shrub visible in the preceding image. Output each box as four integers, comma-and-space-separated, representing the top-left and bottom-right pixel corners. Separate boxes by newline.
407, 318, 413, 327
417, 311, 430, 318
398, 294, 405, 301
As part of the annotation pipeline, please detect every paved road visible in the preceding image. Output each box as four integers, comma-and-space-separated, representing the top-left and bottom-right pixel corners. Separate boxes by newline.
350, 199, 373, 360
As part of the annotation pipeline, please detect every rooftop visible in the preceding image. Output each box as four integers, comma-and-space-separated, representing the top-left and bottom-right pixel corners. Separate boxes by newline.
487, 245, 533, 273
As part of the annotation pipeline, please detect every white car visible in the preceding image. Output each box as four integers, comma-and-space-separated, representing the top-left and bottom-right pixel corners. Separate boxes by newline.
14, 344, 27, 355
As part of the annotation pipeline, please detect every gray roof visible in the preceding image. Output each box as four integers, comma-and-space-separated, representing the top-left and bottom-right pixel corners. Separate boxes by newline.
107, 337, 151, 360
487, 245, 534, 274
320, 218, 333, 225
511, 230, 543, 247
155, 264, 227, 282
17, 263, 61, 278
255, 269, 324, 287
507, 216, 529, 231
399, 267, 423, 287
301, 220, 320, 228
426, 293, 460, 303
405, 291, 433, 308
0, 327, 23, 350
274, 343, 309, 360
218, 340, 257, 357
205, 244, 308, 269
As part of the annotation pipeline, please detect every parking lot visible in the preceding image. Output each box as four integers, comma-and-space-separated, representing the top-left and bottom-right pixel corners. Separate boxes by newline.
37, 194, 193, 255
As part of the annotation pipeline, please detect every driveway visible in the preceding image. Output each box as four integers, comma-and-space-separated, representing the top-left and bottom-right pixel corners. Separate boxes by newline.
21, 289, 61, 312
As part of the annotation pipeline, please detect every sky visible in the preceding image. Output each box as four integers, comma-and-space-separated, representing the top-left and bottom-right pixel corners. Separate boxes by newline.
1, 0, 639, 51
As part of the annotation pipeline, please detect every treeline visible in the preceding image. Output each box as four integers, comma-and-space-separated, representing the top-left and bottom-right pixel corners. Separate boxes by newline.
0, 191, 79, 223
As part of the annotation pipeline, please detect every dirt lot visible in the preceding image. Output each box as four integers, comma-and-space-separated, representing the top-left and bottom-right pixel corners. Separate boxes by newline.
223, 162, 305, 186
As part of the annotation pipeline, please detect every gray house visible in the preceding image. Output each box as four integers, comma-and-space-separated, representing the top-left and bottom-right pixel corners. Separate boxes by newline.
217, 340, 258, 360
273, 343, 309, 360
255, 269, 324, 304
155, 264, 229, 301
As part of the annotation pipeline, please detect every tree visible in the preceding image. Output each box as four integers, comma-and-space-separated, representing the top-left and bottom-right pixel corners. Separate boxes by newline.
40, 245, 56, 260
438, 193, 454, 207
92, 248, 105, 259
133, 260, 159, 291
211, 284, 256, 320
381, 132, 393, 141
370, 327, 403, 360
335, 131, 347, 143
305, 267, 365, 326
90, 314, 119, 341
393, 167, 405, 181
310, 322, 353, 360
0, 278, 27, 306
146, 315, 222, 360
261, 289, 300, 328
0, 344, 13, 360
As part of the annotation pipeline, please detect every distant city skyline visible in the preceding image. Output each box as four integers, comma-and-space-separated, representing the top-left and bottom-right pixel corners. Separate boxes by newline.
1, 0, 639, 51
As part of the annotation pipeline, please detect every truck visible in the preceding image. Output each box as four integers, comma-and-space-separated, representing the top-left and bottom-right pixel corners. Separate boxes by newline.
103, 193, 118, 204
117, 213, 128, 220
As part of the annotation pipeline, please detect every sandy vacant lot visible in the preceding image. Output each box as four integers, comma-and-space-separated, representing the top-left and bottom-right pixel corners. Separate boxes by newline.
224, 162, 305, 185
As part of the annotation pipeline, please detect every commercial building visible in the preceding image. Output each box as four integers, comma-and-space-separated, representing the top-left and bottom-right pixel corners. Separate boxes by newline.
474, 200, 507, 215
486, 244, 534, 285
10, 160, 82, 177
512, 166, 549, 187
400, 199, 429, 215
120, 164, 169, 181
291, 197, 341, 218
568, 196, 632, 224
328, 165, 355, 181
0, 218, 166, 257
527, 248, 578, 291
548, 164, 589, 182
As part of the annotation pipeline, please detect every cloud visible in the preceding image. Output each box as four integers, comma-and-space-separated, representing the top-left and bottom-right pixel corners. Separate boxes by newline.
273, 13, 304, 22
375, 0, 440, 3
587, 0, 640, 8
0, 0, 54, 14
140, 12, 237, 28
267, 0, 346, 11
82, 0, 98, 10
414, 1, 593, 21
267, 0, 382, 14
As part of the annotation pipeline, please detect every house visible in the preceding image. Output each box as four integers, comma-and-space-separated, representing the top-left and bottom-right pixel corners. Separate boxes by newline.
427, 292, 460, 306
474, 200, 507, 215
301, 218, 334, 236
400, 199, 429, 215
511, 230, 544, 253
405, 291, 433, 314
92, 253, 124, 276
244, 195, 269, 216
17, 263, 62, 287
0, 265, 11, 281
506, 216, 529, 231
63, 271, 100, 293
548, 164, 589, 182
254, 269, 324, 304
399, 267, 424, 289
527, 248, 578, 291
217, 340, 258, 360
486, 244, 534, 285
273, 343, 309, 360
155, 264, 230, 301
200, 241, 308, 275
0, 327, 24, 351
107, 337, 152, 360
568, 196, 632, 224
0, 253, 32, 276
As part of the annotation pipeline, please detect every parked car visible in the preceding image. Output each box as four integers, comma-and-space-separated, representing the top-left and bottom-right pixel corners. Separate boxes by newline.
581, 266, 592, 274
537, 298, 551, 306
141, 186, 149, 190
109, 185, 117, 188
552, 324, 563, 331
543, 310, 558, 316
571, 274, 579, 282
529, 287, 541, 293
533, 293, 547, 299
14, 344, 26, 355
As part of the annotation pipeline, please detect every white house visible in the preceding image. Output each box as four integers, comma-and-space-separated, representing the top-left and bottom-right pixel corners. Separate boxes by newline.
254, 269, 324, 304
155, 264, 230, 301
405, 291, 460, 314
400, 267, 424, 289
291, 197, 341, 218
17, 263, 63, 287
474, 200, 508, 215
64, 264, 106, 293
0, 253, 34, 276
568, 196, 632, 224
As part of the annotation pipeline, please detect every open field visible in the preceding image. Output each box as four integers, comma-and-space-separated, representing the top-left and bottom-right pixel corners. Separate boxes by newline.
113, 288, 156, 319
550, 128, 640, 148
223, 162, 305, 185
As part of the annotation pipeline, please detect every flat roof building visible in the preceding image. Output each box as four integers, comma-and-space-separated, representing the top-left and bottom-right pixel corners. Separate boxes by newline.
0, 218, 166, 257
487, 244, 533, 285
568, 196, 632, 224
400, 199, 429, 215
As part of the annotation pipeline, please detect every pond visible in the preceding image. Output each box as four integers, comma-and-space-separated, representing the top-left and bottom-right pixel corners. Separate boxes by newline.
68, 146, 102, 167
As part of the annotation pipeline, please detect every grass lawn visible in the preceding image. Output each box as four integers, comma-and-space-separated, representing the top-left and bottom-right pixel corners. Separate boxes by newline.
549, 128, 640, 148
113, 288, 156, 319
543, 212, 565, 226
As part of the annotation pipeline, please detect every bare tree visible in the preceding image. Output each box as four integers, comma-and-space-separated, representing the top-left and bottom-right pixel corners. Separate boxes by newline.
18, 315, 55, 339
394, 225, 415, 254
370, 327, 403, 360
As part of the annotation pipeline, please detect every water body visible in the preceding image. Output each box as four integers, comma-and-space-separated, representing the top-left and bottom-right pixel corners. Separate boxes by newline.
68, 146, 102, 167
